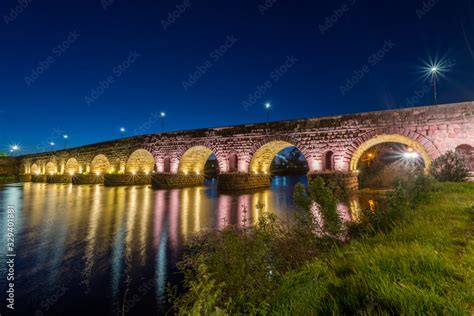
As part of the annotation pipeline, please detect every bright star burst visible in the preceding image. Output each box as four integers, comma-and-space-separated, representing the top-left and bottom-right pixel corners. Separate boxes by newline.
419, 55, 454, 82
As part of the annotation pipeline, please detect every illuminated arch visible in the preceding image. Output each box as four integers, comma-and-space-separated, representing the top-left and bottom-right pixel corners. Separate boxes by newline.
177, 146, 214, 175
31, 163, 40, 174
249, 140, 307, 174
65, 158, 80, 175
45, 162, 57, 175
349, 134, 433, 171
90, 154, 111, 174
126, 149, 155, 174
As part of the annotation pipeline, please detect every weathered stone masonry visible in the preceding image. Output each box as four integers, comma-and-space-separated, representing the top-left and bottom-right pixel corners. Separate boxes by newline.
13, 102, 474, 190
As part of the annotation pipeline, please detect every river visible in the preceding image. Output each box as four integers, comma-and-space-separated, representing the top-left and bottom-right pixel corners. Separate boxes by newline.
0, 176, 377, 315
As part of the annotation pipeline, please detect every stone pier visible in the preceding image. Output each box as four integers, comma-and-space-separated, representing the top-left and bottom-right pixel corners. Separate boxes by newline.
151, 173, 204, 189
217, 173, 270, 191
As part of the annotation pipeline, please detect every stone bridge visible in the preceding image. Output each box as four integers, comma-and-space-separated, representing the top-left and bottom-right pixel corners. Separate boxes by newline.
13, 101, 474, 190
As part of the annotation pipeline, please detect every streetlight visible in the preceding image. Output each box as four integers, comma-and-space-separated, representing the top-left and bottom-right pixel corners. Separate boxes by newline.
265, 102, 271, 123
49, 142, 55, 150
421, 57, 452, 105
160, 112, 166, 133
430, 66, 439, 104
120, 127, 126, 137
63, 134, 68, 149
10, 145, 19, 156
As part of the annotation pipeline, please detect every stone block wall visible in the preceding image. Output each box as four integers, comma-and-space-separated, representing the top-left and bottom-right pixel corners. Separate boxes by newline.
217, 173, 270, 191
308, 171, 359, 191
104, 174, 152, 186
152, 173, 204, 189
47, 175, 72, 183
72, 174, 104, 185
31, 175, 47, 183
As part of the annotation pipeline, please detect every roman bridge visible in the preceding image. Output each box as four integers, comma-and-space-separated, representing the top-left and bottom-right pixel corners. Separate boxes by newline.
14, 101, 474, 190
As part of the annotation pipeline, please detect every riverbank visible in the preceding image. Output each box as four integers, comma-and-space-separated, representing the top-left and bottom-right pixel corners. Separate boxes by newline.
273, 182, 474, 314
0, 175, 18, 184
173, 181, 474, 314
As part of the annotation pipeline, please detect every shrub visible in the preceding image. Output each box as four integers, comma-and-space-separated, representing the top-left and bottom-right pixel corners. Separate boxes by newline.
430, 150, 469, 182
348, 173, 437, 238
172, 177, 345, 314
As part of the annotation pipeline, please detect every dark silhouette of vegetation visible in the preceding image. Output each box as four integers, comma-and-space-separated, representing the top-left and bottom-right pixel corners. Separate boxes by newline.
430, 150, 470, 182
270, 147, 308, 175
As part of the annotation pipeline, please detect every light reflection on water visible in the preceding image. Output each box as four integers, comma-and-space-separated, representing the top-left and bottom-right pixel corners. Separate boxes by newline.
0, 176, 378, 315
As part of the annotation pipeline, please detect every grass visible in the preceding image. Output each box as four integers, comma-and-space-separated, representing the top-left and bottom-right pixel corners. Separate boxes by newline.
272, 182, 474, 315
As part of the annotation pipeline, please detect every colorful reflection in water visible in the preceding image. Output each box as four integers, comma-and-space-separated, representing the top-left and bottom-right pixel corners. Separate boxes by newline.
0, 176, 381, 315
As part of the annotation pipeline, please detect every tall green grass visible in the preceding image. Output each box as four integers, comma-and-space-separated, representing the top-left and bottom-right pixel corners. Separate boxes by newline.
272, 183, 474, 315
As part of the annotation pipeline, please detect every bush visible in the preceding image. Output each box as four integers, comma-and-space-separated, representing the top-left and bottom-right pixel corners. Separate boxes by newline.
430, 150, 469, 182
171, 177, 345, 314
348, 173, 437, 238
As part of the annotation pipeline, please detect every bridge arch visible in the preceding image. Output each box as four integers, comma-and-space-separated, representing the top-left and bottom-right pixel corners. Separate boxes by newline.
90, 154, 111, 174
177, 145, 219, 175
248, 138, 309, 174
348, 133, 437, 172
65, 158, 80, 175
126, 149, 155, 174
31, 163, 40, 174
45, 162, 57, 175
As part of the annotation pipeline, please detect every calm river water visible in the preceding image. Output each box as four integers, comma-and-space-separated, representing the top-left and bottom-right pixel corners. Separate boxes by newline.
0, 176, 376, 315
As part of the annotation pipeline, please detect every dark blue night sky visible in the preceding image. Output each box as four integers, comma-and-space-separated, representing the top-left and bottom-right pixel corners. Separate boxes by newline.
1, 0, 474, 153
